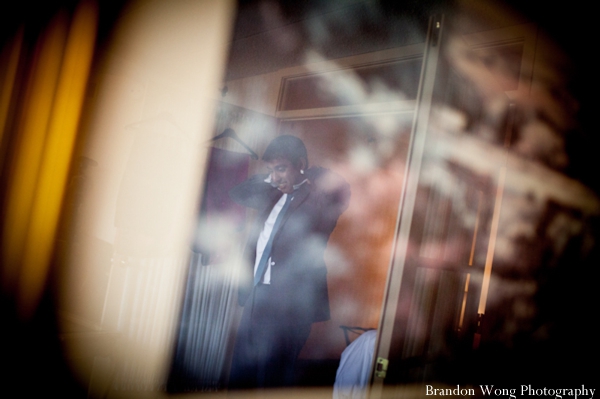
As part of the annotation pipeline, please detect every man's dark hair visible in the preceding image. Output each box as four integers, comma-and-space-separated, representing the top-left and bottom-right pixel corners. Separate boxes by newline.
262, 135, 308, 167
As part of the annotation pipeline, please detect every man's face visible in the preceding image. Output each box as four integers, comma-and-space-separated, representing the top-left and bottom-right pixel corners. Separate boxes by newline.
266, 157, 304, 194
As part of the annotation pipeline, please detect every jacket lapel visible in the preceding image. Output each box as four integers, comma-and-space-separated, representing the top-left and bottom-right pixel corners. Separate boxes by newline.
275, 182, 311, 233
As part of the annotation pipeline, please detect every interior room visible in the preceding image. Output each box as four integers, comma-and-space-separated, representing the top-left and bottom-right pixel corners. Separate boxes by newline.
1, 0, 596, 398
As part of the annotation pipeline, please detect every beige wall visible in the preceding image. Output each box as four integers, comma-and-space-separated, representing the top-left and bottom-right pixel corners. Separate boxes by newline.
59, 1, 236, 397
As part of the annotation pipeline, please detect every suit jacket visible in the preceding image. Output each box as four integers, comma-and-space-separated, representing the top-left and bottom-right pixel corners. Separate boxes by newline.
230, 167, 351, 325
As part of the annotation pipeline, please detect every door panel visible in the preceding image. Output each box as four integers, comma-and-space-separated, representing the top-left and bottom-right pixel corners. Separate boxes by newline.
372, 14, 518, 391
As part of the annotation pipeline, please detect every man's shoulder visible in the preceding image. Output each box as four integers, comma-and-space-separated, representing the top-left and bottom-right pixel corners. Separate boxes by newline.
302, 167, 351, 223
306, 167, 349, 193
305, 167, 351, 212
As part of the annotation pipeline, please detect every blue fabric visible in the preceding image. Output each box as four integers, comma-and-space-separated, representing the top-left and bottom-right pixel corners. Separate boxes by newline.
334, 330, 377, 399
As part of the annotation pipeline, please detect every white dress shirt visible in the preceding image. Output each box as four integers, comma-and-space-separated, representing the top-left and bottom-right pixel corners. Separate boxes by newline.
253, 193, 288, 284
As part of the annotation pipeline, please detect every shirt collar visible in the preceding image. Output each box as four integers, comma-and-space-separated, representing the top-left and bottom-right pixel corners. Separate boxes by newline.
293, 178, 308, 190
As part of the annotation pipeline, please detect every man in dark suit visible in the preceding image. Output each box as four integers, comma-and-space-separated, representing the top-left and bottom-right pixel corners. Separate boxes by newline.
228, 135, 350, 388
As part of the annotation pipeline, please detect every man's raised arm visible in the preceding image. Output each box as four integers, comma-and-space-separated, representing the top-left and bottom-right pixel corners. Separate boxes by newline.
229, 173, 278, 210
